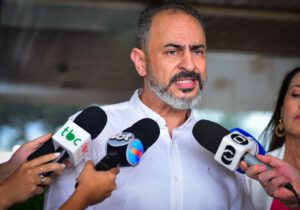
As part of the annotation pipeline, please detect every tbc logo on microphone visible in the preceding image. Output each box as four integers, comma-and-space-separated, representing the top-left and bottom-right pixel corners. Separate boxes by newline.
61, 126, 82, 146
221, 145, 236, 165
231, 134, 248, 145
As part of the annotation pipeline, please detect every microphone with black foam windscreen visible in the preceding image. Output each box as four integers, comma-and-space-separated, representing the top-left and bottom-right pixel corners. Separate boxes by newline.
95, 118, 160, 171
192, 119, 268, 171
192, 119, 300, 204
28, 106, 107, 176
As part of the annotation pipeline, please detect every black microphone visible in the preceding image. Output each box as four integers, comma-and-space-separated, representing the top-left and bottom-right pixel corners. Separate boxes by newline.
192, 119, 270, 170
192, 119, 296, 194
95, 118, 160, 171
28, 106, 107, 176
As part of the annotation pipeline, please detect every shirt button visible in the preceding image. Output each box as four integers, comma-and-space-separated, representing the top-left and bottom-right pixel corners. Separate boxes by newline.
172, 143, 178, 148
174, 176, 178, 181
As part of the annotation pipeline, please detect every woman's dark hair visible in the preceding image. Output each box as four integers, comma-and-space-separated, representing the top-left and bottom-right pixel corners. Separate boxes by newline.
261, 66, 300, 151
136, 1, 205, 51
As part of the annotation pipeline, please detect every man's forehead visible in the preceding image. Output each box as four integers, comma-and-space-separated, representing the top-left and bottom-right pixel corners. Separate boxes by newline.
152, 9, 201, 26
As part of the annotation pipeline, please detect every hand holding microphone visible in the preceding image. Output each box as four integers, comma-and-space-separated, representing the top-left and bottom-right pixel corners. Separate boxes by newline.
0, 134, 65, 209
241, 154, 300, 208
192, 119, 300, 207
71, 117, 160, 207
28, 106, 107, 176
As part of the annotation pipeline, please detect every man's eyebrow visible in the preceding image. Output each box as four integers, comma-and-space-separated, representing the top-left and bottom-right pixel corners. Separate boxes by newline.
190, 44, 206, 50
164, 43, 182, 48
163, 43, 206, 50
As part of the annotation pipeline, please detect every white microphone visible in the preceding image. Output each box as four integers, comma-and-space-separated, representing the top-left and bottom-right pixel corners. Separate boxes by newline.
52, 120, 92, 166
51, 106, 107, 167
28, 106, 107, 177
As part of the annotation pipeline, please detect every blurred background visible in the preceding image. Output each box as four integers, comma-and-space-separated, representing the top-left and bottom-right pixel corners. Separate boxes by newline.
1, 0, 300, 162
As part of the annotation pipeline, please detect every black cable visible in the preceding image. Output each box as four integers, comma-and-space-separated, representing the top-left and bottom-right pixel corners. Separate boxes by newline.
284, 183, 300, 207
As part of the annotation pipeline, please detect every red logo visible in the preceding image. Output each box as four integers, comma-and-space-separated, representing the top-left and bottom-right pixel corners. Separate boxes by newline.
81, 142, 89, 154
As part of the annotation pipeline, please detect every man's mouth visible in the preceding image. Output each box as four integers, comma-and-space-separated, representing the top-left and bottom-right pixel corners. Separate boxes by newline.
175, 77, 198, 89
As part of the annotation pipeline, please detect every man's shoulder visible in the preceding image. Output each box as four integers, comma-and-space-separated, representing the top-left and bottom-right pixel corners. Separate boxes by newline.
99, 100, 134, 116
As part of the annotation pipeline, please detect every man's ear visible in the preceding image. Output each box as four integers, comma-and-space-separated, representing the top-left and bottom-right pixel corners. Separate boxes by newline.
130, 48, 147, 77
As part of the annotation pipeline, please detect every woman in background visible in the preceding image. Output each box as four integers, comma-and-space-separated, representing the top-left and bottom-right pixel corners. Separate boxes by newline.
243, 66, 300, 210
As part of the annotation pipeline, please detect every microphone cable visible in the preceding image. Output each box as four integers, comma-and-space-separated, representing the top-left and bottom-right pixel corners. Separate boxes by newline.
284, 183, 300, 207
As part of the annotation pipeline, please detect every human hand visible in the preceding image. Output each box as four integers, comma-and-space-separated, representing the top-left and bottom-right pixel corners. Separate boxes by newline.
0, 152, 65, 209
241, 154, 300, 208
76, 160, 119, 206
3, 134, 53, 179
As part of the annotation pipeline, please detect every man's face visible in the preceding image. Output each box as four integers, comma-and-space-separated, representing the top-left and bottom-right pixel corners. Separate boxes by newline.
145, 10, 207, 109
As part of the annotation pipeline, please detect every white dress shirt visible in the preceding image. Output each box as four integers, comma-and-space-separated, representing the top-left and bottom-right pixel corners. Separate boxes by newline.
45, 89, 254, 210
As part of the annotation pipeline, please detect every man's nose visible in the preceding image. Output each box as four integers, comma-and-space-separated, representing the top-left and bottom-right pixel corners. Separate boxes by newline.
180, 52, 196, 71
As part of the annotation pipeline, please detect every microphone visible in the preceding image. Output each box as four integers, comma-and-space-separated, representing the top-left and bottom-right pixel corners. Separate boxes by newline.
192, 119, 269, 172
192, 119, 299, 202
95, 118, 160, 171
28, 106, 107, 172
229, 127, 266, 173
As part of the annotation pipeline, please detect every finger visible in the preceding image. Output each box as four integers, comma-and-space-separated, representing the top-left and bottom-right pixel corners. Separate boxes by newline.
24, 133, 52, 152
271, 176, 289, 188
240, 160, 248, 171
85, 160, 95, 169
34, 185, 45, 195
52, 168, 64, 177
63, 159, 73, 169
110, 167, 120, 175
37, 175, 51, 186
256, 155, 285, 168
245, 164, 267, 179
26, 152, 61, 168
39, 162, 66, 174
258, 170, 282, 187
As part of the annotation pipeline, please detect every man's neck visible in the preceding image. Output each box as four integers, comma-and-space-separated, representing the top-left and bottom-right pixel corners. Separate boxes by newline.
140, 89, 190, 135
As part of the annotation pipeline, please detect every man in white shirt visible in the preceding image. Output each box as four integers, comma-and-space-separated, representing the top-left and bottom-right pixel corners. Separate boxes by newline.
45, 2, 254, 210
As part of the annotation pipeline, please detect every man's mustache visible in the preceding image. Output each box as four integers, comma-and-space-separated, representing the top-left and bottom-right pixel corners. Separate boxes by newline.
168, 71, 203, 89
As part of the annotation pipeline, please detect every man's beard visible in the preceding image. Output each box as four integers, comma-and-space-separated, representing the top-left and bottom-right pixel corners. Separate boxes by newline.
147, 65, 206, 110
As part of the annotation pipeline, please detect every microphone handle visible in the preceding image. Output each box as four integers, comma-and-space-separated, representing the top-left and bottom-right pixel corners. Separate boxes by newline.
75, 150, 120, 188
95, 150, 120, 171
44, 147, 69, 177
243, 153, 272, 170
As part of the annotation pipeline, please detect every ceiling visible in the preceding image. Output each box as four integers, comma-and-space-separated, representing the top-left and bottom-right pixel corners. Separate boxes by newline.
0, 0, 300, 107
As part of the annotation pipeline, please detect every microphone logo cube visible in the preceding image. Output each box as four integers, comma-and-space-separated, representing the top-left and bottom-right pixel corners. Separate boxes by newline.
214, 131, 256, 171
53, 120, 91, 166
221, 145, 236, 165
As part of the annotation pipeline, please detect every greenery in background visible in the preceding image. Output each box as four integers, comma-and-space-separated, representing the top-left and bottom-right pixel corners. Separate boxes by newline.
0, 103, 82, 151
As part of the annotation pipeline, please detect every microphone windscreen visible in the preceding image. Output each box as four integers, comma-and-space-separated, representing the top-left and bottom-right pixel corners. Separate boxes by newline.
192, 119, 229, 154
74, 106, 107, 139
27, 139, 55, 161
123, 118, 160, 151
